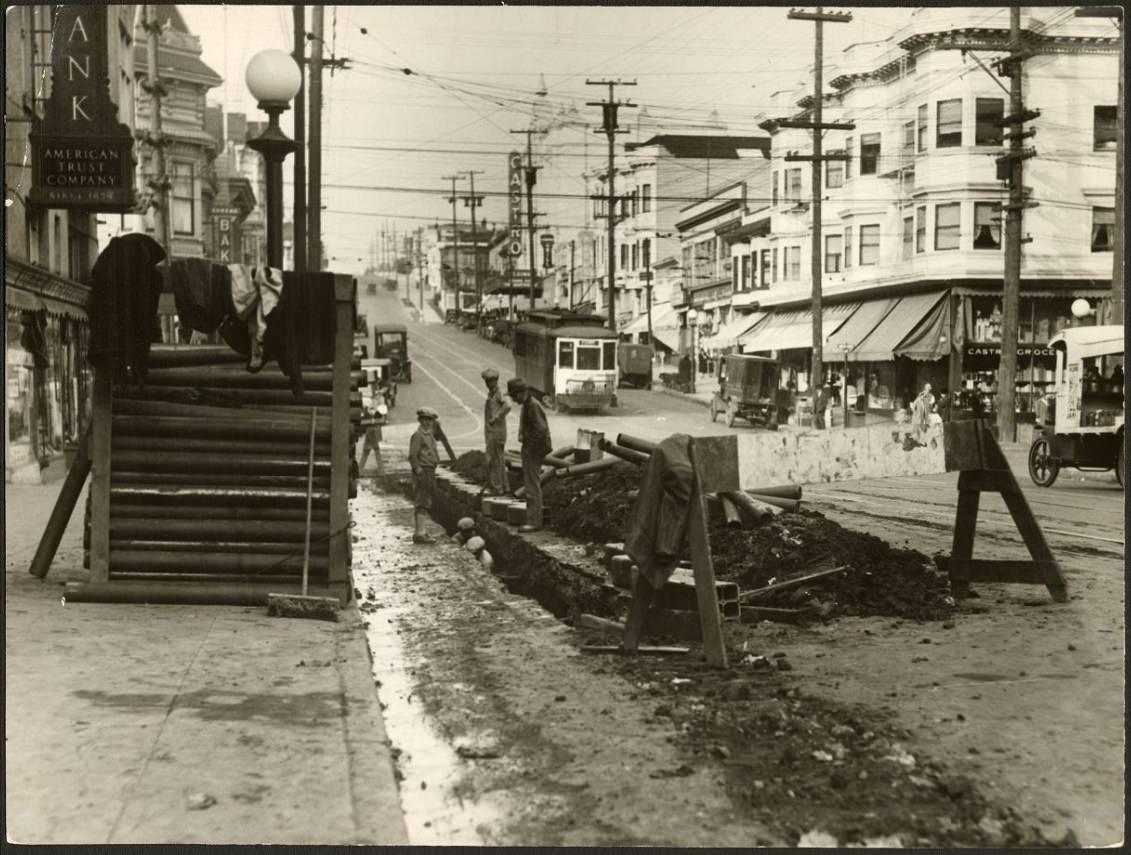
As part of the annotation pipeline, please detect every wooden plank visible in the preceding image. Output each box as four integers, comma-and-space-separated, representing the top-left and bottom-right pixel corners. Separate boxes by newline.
955, 468, 1021, 494
737, 565, 850, 600
948, 474, 982, 600
939, 557, 1062, 584
580, 645, 690, 657
687, 439, 728, 668
328, 274, 355, 585
89, 365, 112, 583
978, 430, 1068, 602
693, 435, 740, 494
943, 418, 988, 472
29, 418, 92, 578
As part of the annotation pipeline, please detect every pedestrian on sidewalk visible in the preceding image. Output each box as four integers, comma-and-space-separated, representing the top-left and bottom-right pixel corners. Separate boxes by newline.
911, 382, 935, 434
481, 368, 510, 495
359, 401, 387, 475
409, 407, 440, 544
815, 382, 832, 430
508, 377, 551, 532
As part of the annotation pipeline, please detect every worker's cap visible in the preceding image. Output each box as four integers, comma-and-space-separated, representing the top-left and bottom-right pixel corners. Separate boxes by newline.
465, 536, 486, 554
416, 406, 439, 420
481, 368, 499, 381
506, 377, 526, 395
457, 517, 475, 531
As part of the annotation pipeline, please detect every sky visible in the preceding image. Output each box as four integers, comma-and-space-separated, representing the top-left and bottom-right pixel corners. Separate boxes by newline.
180, 3, 919, 275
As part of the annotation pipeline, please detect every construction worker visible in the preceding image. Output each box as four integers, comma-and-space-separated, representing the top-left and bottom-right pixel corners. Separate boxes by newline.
507, 377, 551, 532
409, 407, 441, 544
452, 517, 477, 546
481, 368, 510, 495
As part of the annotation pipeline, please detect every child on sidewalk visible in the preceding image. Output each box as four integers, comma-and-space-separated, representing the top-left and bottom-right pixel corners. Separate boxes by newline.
408, 407, 440, 544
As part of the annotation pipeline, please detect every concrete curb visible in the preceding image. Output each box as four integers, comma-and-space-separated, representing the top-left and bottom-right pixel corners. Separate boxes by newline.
654, 385, 712, 409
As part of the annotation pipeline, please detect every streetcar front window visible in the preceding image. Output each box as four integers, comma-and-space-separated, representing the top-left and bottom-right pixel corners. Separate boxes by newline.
603, 342, 617, 371
558, 341, 574, 368
577, 345, 601, 371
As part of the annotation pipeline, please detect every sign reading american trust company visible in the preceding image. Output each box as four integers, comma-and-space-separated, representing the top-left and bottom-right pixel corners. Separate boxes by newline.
29, 7, 136, 211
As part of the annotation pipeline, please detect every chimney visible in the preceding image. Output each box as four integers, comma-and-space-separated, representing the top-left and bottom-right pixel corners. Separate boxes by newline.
227, 112, 247, 144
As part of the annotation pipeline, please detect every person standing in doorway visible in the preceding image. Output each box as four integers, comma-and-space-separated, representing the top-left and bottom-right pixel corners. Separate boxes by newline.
481, 368, 510, 495
408, 407, 441, 544
815, 382, 832, 430
508, 377, 551, 532
911, 382, 935, 433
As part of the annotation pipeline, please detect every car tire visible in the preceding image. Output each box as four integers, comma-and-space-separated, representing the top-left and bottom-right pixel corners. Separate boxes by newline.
1027, 436, 1059, 487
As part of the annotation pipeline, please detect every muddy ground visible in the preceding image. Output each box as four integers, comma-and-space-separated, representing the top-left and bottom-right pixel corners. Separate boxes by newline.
362, 458, 1119, 845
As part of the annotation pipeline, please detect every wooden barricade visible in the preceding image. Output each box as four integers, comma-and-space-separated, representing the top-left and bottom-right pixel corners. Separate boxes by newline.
38, 274, 360, 606
623, 420, 1067, 668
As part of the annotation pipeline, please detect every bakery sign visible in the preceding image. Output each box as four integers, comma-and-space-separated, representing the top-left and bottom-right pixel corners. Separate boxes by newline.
211, 207, 242, 263
29, 7, 136, 210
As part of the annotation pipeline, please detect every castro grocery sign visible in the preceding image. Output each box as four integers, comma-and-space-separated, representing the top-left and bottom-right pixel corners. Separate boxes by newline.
507, 151, 524, 258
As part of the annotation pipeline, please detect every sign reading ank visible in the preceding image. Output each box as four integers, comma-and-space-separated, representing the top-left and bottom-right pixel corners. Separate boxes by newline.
29, 7, 136, 211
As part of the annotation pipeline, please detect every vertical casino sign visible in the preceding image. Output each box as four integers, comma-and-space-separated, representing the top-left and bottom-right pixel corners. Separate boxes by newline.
29, 7, 136, 210
508, 151, 524, 259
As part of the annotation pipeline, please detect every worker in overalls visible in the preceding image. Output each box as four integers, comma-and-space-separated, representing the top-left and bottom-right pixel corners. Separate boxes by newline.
481, 368, 510, 496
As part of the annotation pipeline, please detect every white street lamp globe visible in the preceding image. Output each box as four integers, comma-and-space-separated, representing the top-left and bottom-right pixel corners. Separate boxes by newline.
687, 308, 699, 326
245, 49, 302, 106
1071, 298, 1094, 319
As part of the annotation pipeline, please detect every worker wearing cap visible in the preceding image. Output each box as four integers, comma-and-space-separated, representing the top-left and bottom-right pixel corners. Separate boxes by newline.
409, 407, 441, 544
508, 377, 552, 532
481, 368, 510, 495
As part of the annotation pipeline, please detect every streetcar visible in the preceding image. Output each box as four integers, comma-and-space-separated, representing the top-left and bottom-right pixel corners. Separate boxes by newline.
513, 310, 618, 410
1028, 325, 1124, 487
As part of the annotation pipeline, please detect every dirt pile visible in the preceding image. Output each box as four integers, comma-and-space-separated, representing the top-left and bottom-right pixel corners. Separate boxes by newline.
535, 461, 954, 622
610, 653, 1071, 848
451, 450, 489, 483
542, 463, 640, 546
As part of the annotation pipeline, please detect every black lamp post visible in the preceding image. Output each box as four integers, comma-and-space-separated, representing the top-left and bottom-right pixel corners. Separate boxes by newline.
245, 49, 302, 270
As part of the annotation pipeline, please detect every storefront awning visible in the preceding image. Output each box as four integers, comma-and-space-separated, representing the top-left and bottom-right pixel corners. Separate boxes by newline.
652, 326, 679, 352
739, 304, 857, 353
4, 286, 87, 321
850, 291, 947, 362
622, 301, 677, 335
701, 312, 766, 351
895, 293, 951, 361
825, 298, 897, 354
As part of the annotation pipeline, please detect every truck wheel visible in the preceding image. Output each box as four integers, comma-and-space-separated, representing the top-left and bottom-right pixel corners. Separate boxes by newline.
1027, 436, 1059, 487
725, 400, 737, 428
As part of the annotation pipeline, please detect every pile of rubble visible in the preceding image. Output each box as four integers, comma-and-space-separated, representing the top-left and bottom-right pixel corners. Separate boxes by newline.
449, 449, 956, 622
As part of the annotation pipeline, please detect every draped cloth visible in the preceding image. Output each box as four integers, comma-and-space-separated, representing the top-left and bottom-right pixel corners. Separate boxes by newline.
625, 434, 693, 590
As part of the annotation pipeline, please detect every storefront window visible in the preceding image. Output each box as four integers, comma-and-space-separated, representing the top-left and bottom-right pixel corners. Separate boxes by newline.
6, 314, 34, 469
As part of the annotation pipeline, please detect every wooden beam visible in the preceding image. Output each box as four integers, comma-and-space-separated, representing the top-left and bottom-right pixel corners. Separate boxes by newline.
328, 274, 355, 585
687, 439, 728, 668
89, 366, 112, 583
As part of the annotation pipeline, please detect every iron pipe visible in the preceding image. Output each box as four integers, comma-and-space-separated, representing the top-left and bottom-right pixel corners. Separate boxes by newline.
110, 504, 329, 521
148, 346, 361, 372
110, 485, 330, 507
115, 386, 356, 409
110, 539, 328, 555
112, 436, 330, 457
112, 398, 334, 425
598, 440, 649, 465
110, 518, 329, 542
64, 580, 346, 605
112, 415, 332, 442
109, 549, 329, 573
553, 457, 621, 478
615, 433, 658, 454
722, 490, 777, 524
143, 367, 359, 392
111, 472, 332, 489
745, 492, 800, 512
111, 450, 331, 475
719, 495, 744, 529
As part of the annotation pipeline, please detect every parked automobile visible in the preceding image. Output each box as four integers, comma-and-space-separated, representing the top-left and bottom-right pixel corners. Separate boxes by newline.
373, 324, 411, 383
709, 354, 784, 429
1028, 325, 1124, 486
617, 342, 654, 389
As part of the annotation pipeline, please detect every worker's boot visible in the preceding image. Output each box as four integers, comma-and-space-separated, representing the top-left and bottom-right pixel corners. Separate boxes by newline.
412, 511, 435, 544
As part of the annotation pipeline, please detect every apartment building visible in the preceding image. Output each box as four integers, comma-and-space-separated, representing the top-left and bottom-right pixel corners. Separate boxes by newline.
740, 6, 1118, 426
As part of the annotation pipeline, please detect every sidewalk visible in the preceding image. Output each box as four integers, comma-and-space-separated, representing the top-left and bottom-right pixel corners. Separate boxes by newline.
5, 480, 407, 844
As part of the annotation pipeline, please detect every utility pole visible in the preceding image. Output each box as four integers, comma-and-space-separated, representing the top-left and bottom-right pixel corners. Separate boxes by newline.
292, 4, 307, 271
416, 226, 425, 311
995, 7, 1039, 442
461, 170, 485, 329
442, 174, 464, 320
569, 239, 576, 310
1077, 6, 1124, 324
510, 128, 545, 311
308, 5, 323, 271
785, 6, 853, 426
586, 79, 636, 333
142, 6, 171, 265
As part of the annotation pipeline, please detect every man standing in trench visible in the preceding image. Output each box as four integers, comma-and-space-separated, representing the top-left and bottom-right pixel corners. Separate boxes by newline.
481, 368, 510, 495
507, 377, 551, 532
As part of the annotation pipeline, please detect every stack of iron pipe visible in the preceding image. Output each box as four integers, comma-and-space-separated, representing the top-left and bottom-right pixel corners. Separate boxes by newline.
87, 345, 355, 585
